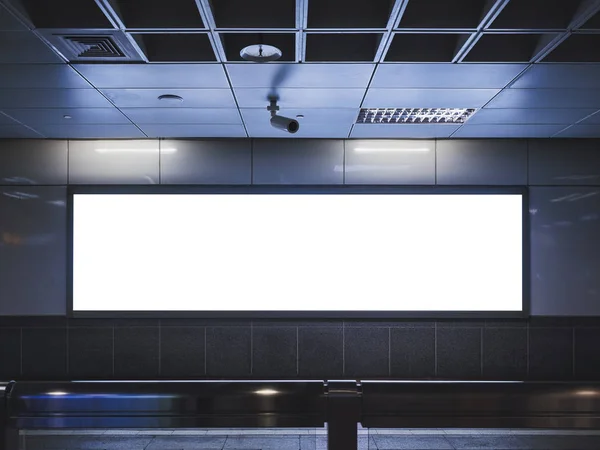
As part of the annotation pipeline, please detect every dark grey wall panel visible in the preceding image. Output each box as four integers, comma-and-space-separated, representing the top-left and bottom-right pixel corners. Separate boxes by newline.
160, 139, 251, 185
0, 139, 67, 185
529, 139, 600, 186
436, 139, 528, 185
252, 139, 344, 184
0, 186, 66, 315
530, 187, 600, 315
345, 139, 435, 184
68, 140, 159, 184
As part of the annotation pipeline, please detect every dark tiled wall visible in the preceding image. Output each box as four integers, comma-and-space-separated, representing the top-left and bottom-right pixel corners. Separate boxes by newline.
1, 316, 598, 381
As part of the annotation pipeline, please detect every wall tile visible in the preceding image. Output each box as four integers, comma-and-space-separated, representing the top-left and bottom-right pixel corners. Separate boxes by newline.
0, 328, 20, 379
68, 139, 159, 184
0, 139, 67, 185
160, 139, 251, 184
345, 139, 435, 184
298, 326, 343, 378
160, 327, 205, 377
253, 139, 344, 184
390, 328, 435, 378
437, 328, 481, 379
68, 327, 113, 379
0, 186, 67, 315
530, 187, 600, 315
529, 327, 573, 380
22, 327, 67, 378
436, 139, 527, 185
482, 328, 527, 380
252, 327, 297, 377
529, 139, 600, 186
206, 327, 251, 377
575, 328, 600, 379
114, 327, 159, 378
344, 327, 389, 378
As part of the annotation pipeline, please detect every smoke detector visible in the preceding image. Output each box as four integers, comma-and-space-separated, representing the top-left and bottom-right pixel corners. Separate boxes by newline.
240, 44, 282, 62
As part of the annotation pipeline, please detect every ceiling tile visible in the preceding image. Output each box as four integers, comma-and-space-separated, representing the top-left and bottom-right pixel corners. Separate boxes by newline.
240, 108, 356, 138
4, 108, 130, 125
0, 64, 90, 88
139, 124, 247, 138
100, 89, 237, 108
371, 64, 527, 89
487, 89, 600, 109
350, 124, 460, 138
234, 88, 366, 108
453, 124, 565, 138
0, 4, 26, 30
0, 31, 62, 63
554, 125, 600, 138
511, 64, 600, 89
0, 89, 112, 108
226, 63, 375, 88
74, 64, 230, 89
32, 124, 145, 139
468, 108, 596, 125
121, 108, 242, 124
363, 89, 499, 108
0, 124, 42, 138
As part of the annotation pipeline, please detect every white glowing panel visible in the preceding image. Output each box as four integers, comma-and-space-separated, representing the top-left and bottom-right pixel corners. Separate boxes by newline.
72, 194, 523, 312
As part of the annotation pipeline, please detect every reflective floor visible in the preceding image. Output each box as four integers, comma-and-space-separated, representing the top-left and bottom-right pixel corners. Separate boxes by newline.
18, 428, 600, 449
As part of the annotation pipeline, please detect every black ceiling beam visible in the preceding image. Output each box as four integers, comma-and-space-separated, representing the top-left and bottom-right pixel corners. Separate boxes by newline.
531, 0, 600, 63
452, 0, 511, 62
375, 0, 410, 62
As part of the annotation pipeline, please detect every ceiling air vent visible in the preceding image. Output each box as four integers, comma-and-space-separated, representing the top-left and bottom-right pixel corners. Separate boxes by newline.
39, 30, 145, 62
62, 35, 125, 58
357, 108, 476, 124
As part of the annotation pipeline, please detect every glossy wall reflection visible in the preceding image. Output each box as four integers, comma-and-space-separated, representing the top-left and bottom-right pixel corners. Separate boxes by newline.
0, 186, 66, 315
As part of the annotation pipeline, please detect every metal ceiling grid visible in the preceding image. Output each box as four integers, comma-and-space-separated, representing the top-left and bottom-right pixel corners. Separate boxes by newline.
0, 0, 598, 138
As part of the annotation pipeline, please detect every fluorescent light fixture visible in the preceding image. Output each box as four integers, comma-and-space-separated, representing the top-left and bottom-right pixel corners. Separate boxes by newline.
47, 391, 68, 396
95, 148, 176, 154
357, 108, 476, 124
354, 147, 430, 153
255, 389, 279, 396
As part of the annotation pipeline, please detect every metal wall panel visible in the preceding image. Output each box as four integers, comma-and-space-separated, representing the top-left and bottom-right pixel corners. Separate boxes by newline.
68, 140, 159, 184
0, 186, 66, 315
344, 139, 435, 185
160, 139, 251, 185
530, 187, 600, 315
529, 139, 600, 186
0, 139, 67, 185
253, 139, 344, 184
436, 139, 528, 185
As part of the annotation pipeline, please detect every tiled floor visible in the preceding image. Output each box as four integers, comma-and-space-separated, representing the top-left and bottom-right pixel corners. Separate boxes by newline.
18, 429, 600, 449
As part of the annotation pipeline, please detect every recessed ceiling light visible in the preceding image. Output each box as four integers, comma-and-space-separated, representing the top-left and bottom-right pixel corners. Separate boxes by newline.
240, 44, 282, 62
158, 94, 184, 104
63, 114, 72, 119
357, 108, 476, 124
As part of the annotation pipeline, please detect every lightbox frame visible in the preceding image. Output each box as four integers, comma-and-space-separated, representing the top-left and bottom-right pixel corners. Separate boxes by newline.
67, 185, 530, 319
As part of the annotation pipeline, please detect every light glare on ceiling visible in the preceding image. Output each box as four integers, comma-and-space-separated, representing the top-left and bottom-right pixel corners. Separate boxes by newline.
95, 148, 176, 154
354, 147, 430, 153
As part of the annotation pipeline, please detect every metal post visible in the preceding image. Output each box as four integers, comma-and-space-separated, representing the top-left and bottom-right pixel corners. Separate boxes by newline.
326, 381, 361, 450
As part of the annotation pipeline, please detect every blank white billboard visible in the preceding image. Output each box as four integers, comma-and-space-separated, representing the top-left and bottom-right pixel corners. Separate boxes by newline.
72, 193, 523, 313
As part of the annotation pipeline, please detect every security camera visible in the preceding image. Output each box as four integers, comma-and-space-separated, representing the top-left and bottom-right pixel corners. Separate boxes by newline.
267, 99, 300, 134
270, 114, 299, 133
